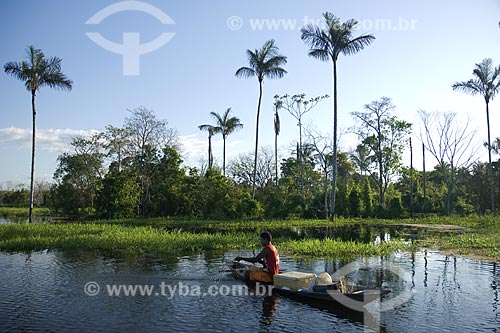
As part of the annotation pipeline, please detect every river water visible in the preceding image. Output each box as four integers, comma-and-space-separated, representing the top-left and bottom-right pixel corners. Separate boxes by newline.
0, 249, 498, 332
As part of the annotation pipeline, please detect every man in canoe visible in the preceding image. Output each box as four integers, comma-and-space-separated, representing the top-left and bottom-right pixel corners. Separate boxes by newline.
235, 231, 280, 283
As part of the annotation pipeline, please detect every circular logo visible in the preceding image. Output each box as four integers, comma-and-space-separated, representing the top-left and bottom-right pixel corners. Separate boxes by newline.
84, 281, 101, 296
328, 259, 415, 313
227, 16, 243, 31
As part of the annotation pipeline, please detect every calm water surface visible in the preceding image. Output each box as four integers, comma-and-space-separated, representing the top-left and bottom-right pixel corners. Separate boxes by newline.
0, 250, 498, 332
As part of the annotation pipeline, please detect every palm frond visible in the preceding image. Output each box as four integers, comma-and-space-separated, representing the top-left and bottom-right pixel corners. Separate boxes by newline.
301, 24, 329, 51
236, 40, 287, 83
209, 108, 243, 137
264, 55, 288, 68
42, 72, 73, 91
308, 49, 330, 62
198, 124, 213, 132
246, 49, 260, 69
4, 61, 29, 82
302, 12, 374, 62
26, 45, 41, 66
452, 80, 481, 96
341, 34, 376, 56
341, 18, 359, 31
210, 111, 224, 124
474, 58, 493, 80
235, 66, 255, 78
264, 67, 287, 79
492, 65, 500, 97
5, 46, 72, 92
261, 39, 277, 54
225, 117, 243, 136
323, 12, 341, 31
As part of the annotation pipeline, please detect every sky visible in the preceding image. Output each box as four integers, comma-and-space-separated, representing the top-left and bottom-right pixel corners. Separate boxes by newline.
1, 0, 500, 187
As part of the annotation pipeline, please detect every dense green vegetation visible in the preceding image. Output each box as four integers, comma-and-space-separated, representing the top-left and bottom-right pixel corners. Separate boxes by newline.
0, 221, 408, 259
0, 223, 255, 256
4, 100, 496, 221
2, 15, 499, 222
0, 216, 498, 261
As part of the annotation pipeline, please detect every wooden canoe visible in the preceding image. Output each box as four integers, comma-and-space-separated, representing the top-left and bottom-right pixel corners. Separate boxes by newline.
225, 260, 390, 305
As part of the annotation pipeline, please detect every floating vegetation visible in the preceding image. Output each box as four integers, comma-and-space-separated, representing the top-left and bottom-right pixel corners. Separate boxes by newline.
279, 238, 409, 260
0, 215, 499, 261
0, 222, 409, 259
0, 206, 50, 218
0, 223, 256, 257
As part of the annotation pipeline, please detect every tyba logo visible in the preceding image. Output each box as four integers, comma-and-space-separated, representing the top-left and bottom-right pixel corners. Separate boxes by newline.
85, 1, 175, 76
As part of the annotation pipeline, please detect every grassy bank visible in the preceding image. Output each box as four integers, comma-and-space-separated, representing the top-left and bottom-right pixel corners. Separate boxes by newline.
0, 206, 50, 217
280, 238, 408, 259
0, 222, 410, 259
0, 216, 498, 261
96, 214, 498, 230
0, 223, 257, 256
415, 216, 500, 261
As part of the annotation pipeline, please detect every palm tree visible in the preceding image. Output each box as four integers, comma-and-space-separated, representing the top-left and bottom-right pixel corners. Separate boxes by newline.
273, 100, 282, 185
198, 124, 216, 169
4, 45, 72, 222
209, 108, 243, 176
452, 58, 500, 214
301, 13, 375, 219
235, 40, 287, 198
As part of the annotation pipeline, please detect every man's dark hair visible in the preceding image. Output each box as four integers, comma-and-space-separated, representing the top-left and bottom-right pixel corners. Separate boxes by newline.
260, 231, 272, 242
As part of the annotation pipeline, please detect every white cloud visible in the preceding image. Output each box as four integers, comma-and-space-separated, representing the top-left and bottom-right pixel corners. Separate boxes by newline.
0, 128, 244, 157
178, 134, 207, 157
177, 133, 244, 167
0, 127, 100, 152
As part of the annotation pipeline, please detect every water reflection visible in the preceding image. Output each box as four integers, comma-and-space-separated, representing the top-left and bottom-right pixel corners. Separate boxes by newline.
0, 215, 57, 224
260, 296, 278, 326
0, 251, 499, 332
274, 224, 460, 245
0, 216, 16, 224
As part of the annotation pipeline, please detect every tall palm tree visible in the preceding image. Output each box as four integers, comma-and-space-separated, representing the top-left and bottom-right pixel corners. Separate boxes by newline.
301, 13, 375, 219
273, 100, 282, 185
235, 39, 287, 198
452, 58, 500, 214
4, 45, 72, 222
198, 124, 216, 169
210, 108, 243, 176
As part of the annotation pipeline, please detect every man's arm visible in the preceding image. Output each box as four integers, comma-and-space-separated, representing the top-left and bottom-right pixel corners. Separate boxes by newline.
235, 248, 269, 264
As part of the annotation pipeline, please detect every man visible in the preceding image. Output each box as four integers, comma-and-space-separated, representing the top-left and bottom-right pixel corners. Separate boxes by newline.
235, 231, 280, 283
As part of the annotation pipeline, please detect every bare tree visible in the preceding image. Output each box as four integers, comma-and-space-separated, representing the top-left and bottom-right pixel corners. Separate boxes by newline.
350, 144, 371, 177
227, 146, 274, 189
274, 93, 328, 201
125, 106, 178, 161
33, 179, 51, 206
103, 125, 134, 172
124, 107, 177, 213
419, 110, 479, 215
351, 97, 412, 206
71, 132, 105, 180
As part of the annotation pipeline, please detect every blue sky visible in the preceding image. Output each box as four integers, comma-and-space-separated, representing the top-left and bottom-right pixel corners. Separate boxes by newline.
1, 0, 500, 186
